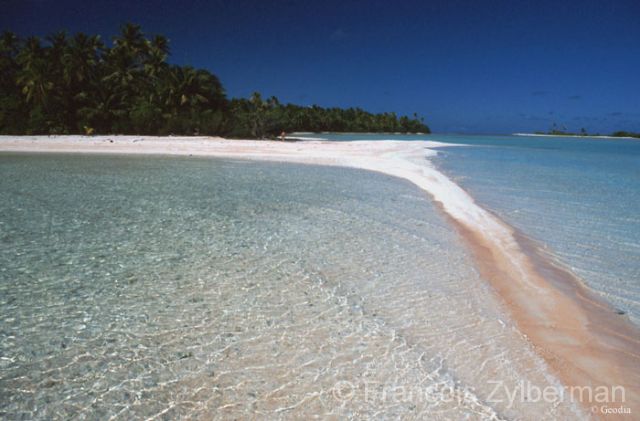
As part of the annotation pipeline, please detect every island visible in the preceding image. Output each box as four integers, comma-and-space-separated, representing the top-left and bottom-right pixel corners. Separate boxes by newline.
514, 128, 640, 139
0, 24, 429, 138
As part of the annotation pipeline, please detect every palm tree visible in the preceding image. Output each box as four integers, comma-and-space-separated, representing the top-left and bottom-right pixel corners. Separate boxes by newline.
163, 66, 224, 111
0, 31, 20, 77
112, 23, 148, 66
64, 33, 103, 87
16, 37, 52, 107
62, 33, 105, 132
247, 92, 269, 138
77, 86, 123, 133
165, 66, 206, 110
0, 31, 27, 133
0, 32, 20, 94
101, 23, 150, 126
16, 36, 59, 132
144, 35, 169, 79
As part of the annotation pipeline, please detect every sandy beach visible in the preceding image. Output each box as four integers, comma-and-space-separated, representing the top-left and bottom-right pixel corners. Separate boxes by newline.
1, 135, 638, 418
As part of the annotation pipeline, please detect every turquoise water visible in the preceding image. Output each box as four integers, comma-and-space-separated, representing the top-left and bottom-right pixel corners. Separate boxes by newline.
305, 133, 640, 324
0, 153, 582, 419
432, 134, 640, 323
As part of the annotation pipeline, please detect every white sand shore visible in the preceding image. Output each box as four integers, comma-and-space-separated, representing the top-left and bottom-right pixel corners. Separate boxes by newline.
2, 135, 638, 418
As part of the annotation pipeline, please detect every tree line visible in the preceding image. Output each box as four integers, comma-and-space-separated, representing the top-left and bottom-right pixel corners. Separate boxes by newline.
0, 24, 430, 138
611, 131, 640, 139
537, 129, 640, 139
536, 123, 640, 139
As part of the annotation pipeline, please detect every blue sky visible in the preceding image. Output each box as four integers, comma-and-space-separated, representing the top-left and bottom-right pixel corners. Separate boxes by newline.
3, 0, 639, 133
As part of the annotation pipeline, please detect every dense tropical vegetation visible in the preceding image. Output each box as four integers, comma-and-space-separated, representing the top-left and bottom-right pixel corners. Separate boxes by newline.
535, 129, 640, 138
535, 124, 640, 138
611, 131, 640, 139
0, 24, 430, 138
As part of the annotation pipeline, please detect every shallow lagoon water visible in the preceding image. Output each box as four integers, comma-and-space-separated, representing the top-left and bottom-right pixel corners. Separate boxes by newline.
305, 132, 640, 324
430, 134, 640, 324
0, 154, 581, 419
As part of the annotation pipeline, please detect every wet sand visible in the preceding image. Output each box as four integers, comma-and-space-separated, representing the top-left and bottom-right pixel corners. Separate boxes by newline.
2, 135, 638, 418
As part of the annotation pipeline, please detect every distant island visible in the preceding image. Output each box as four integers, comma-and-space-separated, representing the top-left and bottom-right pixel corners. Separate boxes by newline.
0, 24, 429, 138
515, 128, 640, 139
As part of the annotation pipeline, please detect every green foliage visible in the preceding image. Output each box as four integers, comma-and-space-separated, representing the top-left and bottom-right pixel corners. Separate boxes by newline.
611, 131, 640, 139
0, 25, 430, 137
541, 128, 639, 138
225, 96, 430, 139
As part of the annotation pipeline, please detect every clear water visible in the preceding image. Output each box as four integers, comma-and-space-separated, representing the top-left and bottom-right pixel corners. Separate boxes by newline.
431, 134, 640, 324
304, 132, 640, 324
0, 153, 581, 419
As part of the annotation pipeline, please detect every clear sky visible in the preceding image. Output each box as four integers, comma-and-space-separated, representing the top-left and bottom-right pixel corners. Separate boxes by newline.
2, 0, 639, 134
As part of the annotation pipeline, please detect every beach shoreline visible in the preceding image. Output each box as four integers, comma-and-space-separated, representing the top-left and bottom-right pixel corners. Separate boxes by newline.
2, 135, 638, 418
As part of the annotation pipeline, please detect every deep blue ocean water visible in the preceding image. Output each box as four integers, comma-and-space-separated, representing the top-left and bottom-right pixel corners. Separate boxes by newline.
303, 133, 640, 324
